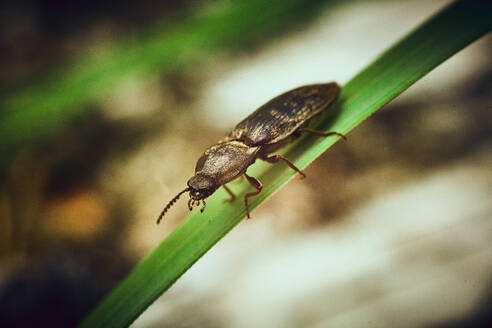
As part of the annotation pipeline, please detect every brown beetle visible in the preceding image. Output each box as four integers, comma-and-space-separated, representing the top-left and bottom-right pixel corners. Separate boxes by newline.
157, 82, 345, 223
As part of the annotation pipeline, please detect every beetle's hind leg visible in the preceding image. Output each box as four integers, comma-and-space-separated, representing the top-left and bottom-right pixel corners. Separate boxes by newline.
244, 173, 263, 219
261, 154, 306, 179
299, 128, 347, 141
222, 184, 236, 203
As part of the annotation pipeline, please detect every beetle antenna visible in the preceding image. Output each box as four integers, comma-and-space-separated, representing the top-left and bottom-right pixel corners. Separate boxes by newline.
157, 187, 190, 224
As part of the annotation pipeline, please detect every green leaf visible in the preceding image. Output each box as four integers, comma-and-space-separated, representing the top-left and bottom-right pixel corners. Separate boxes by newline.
79, 1, 492, 327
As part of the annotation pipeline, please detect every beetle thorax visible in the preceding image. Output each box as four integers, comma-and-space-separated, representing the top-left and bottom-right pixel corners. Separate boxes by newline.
194, 141, 260, 186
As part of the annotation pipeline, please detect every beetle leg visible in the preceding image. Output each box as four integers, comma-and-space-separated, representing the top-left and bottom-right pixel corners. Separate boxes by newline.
188, 198, 193, 211
200, 199, 206, 213
222, 184, 236, 203
261, 154, 306, 179
244, 173, 263, 219
299, 128, 346, 141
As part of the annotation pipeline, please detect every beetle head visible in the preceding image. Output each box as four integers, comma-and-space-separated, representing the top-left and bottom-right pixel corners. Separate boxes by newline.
156, 174, 218, 224
187, 174, 217, 200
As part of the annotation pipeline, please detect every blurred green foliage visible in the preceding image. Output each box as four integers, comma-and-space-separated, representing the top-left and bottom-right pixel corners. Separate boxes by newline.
0, 0, 338, 169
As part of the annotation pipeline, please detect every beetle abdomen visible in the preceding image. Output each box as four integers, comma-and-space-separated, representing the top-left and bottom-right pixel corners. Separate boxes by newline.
227, 83, 340, 146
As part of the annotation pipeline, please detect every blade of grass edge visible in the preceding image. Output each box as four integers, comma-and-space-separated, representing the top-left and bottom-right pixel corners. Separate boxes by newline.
79, 1, 492, 327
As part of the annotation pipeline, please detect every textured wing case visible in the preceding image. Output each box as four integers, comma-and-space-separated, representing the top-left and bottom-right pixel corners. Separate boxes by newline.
227, 83, 340, 146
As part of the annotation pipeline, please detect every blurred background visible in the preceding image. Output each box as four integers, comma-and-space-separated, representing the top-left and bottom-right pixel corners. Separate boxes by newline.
0, 0, 491, 327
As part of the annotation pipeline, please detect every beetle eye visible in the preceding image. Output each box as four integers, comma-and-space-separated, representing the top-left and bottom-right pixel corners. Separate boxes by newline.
190, 189, 201, 197
190, 188, 210, 199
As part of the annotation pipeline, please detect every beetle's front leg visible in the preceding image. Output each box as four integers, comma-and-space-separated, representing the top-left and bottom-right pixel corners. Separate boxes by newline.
222, 184, 236, 203
261, 154, 306, 179
244, 173, 262, 219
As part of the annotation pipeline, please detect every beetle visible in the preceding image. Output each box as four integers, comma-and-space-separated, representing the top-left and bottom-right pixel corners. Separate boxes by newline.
157, 82, 346, 223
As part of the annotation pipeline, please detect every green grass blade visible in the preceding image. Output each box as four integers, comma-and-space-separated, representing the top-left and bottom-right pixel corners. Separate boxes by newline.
79, 1, 492, 327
